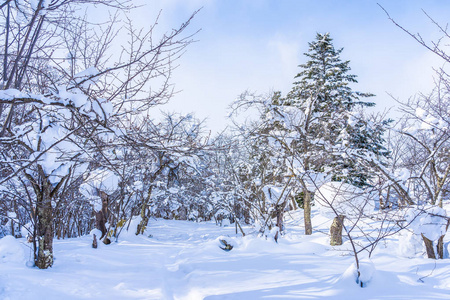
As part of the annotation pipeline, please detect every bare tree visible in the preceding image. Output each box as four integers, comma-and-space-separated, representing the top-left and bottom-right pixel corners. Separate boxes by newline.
0, 0, 198, 268
380, 5, 450, 259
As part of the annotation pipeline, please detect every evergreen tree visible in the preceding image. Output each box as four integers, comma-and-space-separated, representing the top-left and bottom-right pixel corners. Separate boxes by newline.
337, 114, 392, 187
287, 32, 374, 111
284, 32, 385, 186
231, 33, 390, 235
271, 33, 390, 234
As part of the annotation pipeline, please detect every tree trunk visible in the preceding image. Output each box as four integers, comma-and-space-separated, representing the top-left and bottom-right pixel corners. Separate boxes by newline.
436, 220, 449, 259
95, 191, 109, 240
330, 215, 345, 246
276, 203, 284, 232
274, 203, 285, 242
25, 167, 68, 269
136, 185, 153, 235
10, 217, 15, 237
303, 189, 312, 235
421, 234, 436, 259
436, 235, 444, 259
36, 180, 54, 269
92, 234, 98, 249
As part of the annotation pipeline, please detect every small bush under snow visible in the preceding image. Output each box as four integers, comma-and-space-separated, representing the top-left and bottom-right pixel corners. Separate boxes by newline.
341, 259, 376, 288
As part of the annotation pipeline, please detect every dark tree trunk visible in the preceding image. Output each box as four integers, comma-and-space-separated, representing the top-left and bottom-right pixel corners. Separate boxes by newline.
25, 167, 68, 269
95, 211, 107, 239
330, 215, 345, 246
92, 234, 98, 249
95, 191, 109, 243
437, 235, 444, 259
274, 203, 285, 243
276, 204, 284, 232
36, 180, 54, 269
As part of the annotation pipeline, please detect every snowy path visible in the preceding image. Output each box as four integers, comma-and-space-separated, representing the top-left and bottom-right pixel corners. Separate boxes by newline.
1, 214, 450, 299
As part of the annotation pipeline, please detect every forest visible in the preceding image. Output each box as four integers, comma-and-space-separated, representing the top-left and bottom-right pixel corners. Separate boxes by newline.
0, 1, 449, 299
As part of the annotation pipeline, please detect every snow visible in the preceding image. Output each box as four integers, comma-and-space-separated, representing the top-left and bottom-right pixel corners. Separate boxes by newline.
398, 229, 425, 257
80, 168, 120, 195
91, 98, 113, 120
404, 205, 448, 241
30, 0, 50, 10
415, 107, 427, 119
339, 259, 375, 287
0, 235, 25, 264
394, 168, 411, 183
89, 228, 102, 239
0, 88, 47, 104
262, 185, 289, 205
1, 210, 450, 299
168, 187, 179, 194
79, 169, 120, 210
73, 67, 100, 89
315, 181, 375, 218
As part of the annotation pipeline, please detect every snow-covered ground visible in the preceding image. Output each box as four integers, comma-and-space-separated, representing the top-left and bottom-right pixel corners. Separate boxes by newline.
1, 211, 450, 300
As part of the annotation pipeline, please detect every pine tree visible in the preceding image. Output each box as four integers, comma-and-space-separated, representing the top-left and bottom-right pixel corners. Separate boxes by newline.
287, 32, 374, 111
231, 33, 390, 236
337, 115, 392, 187
278, 33, 386, 234
284, 32, 382, 186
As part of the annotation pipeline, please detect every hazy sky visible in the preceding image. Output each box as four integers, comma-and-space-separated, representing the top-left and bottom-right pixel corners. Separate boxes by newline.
133, 0, 450, 133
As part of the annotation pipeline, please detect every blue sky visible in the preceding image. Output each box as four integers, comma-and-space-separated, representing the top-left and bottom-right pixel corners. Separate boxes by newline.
133, 0, 450, 133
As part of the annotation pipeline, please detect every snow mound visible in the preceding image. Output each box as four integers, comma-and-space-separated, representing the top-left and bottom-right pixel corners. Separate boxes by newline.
208, 235, 280, 254
236, 235, 277, 253
0, 236, 25, 264
340, 259, 375, 288
315, 181, 375, 218
398, 205, 448, 257
119, 216, 143, 238
398, 230, 424, 257
90, 229, 102, 238
405, 205, 448, 241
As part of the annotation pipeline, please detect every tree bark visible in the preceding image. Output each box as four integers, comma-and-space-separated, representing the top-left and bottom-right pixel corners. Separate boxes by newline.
303, 189, 312, 235
421, 234, 436, 259
25, 167, 67, 269
436, 220, 449, 259
276, 203, 284, 232
92, 234, 98, 249
136, 185, 153, 235
36, 179, 54, 269
95, 191, 109, 240
274, 203, 285, 242
436, 235, 444, 259
330, 215, 345, 246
